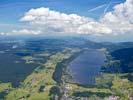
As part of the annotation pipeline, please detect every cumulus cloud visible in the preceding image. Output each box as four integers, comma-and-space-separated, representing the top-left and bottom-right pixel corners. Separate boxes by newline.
11, 29, 41, 35
1, 0, 133, 36
101, 0, 133, 34
0, 32, 5, 35
0, 29, 41, 36
20, 7, 112, 35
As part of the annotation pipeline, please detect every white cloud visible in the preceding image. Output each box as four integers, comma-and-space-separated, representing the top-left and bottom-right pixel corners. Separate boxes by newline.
20, 7, 112, 35
0, 32, 5, 35
11, 29, 41, 35
1, 0, 133, 37
101, 0, 133, 34
20, 0, 133, 36
1, 29, 41, 36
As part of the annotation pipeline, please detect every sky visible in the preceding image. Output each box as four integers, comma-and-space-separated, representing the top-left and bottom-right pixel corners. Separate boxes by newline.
0, 0, 133, 42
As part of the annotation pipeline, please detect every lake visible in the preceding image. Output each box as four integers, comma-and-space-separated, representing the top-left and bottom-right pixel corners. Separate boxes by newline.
68, 49, 106, 85
0, 53, 38, 87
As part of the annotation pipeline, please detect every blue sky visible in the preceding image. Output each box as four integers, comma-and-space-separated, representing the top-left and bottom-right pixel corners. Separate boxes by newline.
1, 0, 133, 42
0, 0, 124, 24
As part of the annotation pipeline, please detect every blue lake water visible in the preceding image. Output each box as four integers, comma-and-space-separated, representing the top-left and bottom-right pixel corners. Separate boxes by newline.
0, 53, 38, 87
68, 49, 106, 85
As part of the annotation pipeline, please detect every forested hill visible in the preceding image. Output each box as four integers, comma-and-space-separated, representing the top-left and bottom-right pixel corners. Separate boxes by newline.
111, 48, 133, 73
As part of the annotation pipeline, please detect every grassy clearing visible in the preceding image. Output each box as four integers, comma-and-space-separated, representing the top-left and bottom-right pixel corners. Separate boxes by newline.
0, 83, 12, 93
